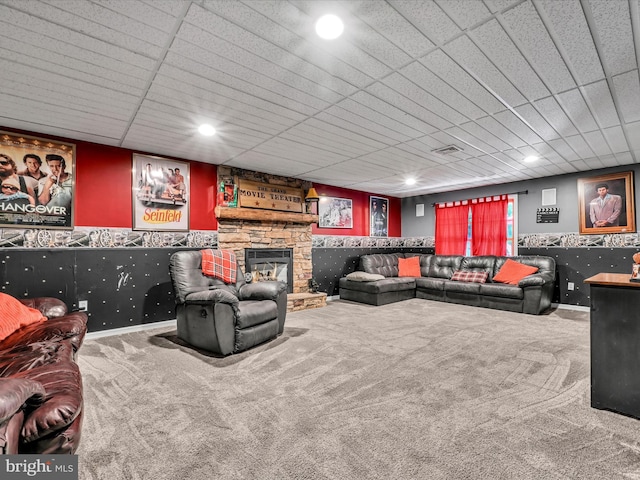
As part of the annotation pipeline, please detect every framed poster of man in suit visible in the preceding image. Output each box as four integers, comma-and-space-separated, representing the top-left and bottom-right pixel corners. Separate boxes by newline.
578, 171, 635, 234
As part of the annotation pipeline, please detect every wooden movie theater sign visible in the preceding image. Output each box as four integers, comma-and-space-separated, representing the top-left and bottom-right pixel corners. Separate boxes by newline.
238, 179, 304, 213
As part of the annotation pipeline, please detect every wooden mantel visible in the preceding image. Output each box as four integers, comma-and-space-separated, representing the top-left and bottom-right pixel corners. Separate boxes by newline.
215, 206, 319, 224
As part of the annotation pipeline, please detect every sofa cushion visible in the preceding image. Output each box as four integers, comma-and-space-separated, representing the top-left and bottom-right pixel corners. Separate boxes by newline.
0, 293, 47, 342
415, 277, 448, 291
479, 283, 524, 299
445, 280, 482, 294
398, 256, 421, 277
428, 256, 463, 279
450, 270, 489, 283
360, 253, 404, 277
345, 271, 386, 282
341, 277, 415, 294
493, 259, 539, 285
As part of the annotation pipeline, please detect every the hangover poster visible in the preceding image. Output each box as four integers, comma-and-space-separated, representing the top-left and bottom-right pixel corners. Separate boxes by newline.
0, 131, 75, 229
132, 154, 189, 231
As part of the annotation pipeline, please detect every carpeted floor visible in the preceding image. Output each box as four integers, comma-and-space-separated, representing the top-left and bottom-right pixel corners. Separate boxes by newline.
77, 299, 640, 479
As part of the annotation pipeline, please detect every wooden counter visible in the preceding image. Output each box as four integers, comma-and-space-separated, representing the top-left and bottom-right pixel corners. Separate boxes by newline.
585, 272, 640, 287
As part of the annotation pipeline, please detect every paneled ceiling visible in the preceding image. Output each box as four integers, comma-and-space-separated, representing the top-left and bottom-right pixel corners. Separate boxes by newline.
1, 0, 639, 198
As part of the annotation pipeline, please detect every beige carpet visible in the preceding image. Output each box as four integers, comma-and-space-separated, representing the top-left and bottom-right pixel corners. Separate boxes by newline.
77, 299, 640, 479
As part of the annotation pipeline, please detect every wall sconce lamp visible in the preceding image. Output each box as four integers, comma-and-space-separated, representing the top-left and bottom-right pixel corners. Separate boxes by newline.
305, 187, 320, 214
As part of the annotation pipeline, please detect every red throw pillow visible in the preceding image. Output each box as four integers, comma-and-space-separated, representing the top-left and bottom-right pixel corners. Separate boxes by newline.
493, 259, 538, 285
0, 293, 47, 341
398, 256, 421, 277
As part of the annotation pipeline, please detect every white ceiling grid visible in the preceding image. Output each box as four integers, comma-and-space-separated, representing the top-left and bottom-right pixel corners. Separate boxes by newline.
0, 0, 638, 197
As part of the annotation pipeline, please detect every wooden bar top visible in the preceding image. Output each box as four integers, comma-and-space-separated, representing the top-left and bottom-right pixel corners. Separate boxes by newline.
585, 273, 640, 287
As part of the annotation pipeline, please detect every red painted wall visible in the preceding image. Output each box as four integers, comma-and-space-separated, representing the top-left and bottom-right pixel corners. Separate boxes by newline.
309, 184, 401, 237
3, 127, 400, 235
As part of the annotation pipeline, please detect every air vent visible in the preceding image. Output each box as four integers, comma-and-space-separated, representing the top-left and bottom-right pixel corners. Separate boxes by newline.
432, 145, 463, 155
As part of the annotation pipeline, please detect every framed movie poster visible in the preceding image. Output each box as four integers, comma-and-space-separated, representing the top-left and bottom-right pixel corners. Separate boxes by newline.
370, 196, 388, 237
318, 197, 353, 228
577, 171, 635, 235
132, 154, 189, 231
0, 131, 75, 229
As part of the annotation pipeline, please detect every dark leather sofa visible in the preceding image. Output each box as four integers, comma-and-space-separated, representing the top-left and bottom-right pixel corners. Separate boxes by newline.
0, 297, 87, 454
339, 253, 556, 315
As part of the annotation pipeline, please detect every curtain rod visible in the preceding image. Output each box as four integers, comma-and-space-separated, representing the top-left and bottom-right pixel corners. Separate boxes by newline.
431, 190, 528, 207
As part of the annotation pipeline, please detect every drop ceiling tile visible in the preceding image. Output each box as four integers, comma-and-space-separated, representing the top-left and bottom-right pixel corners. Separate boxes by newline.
581, 80, 621, 128
209, 1, 392, 79
375, 74, 459, 129
436, 0, 492, 30
347, 0, 433, 61
226, 151, 319, 177
514, 103, 559, 141
536, 0, 604, 84
458, 122, 511, 151
582, 130, 612, 157
499, 1, 575, 93
614, 152, 633, 164
294, 118, 389, 152
484, 0, 522, 13
173, 27, 348, 104
152, 73, 307, 124
185, 2, 375, 88
546, 138, 580, 161
444, 35, 527, 108
555, 89, 599, 133
475, 116, 526, 149
421, 50, 505, 115
158, 58, 321, 117
429, 130, 487, 157
339, 94, 426, 138
626, 121, 640, 154
612, 71, 640, 123
315, 109, 402, 145
400, 62, 486, 120
565, 135, 596, 159
602, 126, 629, 153
583, 157, 606, 170
596, 154, 623, 168
532, 97, 579, 137
588, 0, 635, 76
471, 19, 550, 101
389, 0, 460, 46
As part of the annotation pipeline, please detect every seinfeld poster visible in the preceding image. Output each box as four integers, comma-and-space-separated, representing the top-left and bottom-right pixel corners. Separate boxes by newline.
132, 154, 189, 231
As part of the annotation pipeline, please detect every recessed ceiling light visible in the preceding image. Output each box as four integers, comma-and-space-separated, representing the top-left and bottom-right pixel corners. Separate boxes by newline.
198, 124, 216, 136
405, 178, 416, 186
315, 14, 344, 40
523, 155, 538, 163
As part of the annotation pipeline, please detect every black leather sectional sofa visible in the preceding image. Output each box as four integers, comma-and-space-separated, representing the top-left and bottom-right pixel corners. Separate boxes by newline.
338, 253, 556, 315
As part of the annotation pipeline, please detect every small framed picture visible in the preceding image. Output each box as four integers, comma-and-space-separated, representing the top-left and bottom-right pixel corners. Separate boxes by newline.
132, 154, 189, 231
370, 196, 388, 237
318, 197, 353, 228
577, 171, 635, 234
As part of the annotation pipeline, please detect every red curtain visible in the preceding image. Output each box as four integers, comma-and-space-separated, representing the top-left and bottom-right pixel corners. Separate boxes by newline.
471, 196, 507, 256
435, 203, 469, 255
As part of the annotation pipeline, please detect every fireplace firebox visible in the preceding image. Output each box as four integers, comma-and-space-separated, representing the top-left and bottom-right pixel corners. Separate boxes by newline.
245, 248, 293, 293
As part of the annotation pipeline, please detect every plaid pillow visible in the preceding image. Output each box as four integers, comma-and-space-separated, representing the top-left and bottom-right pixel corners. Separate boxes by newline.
450, 270, 488, 284
201, 249, 237, 284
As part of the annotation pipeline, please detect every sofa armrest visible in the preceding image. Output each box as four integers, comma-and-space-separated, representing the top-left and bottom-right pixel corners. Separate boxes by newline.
518, 272, 554, 288
0, 312, 88, 353
0, 378, 46, 425
184, 288, 239, 306
238, 281, 286, 301
19, 298, 67, 318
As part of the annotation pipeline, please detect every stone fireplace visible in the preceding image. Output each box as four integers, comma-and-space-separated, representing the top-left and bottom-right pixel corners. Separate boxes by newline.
215, 206, 326, 311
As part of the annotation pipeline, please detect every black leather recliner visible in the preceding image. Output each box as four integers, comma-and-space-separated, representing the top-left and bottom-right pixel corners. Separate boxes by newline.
169, 250, 287, 356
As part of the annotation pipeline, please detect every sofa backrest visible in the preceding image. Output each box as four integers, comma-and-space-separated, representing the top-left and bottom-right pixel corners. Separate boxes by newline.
169, 250, 245, 304
460, 256, 497, 276
359, 253, 405, 277
428, 255, 463, 279
493, 255, 556, 280
419, 255, 432, 276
